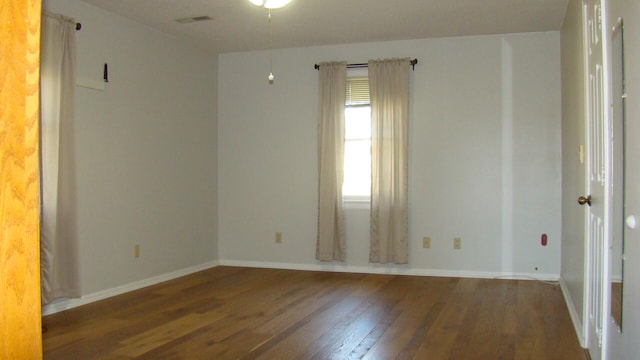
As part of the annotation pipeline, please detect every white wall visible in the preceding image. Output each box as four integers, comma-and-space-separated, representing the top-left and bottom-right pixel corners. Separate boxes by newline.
218, 32, 562, 277
42, 0, 219, 295
606, 0, 640, 358
560, 0, 587, 342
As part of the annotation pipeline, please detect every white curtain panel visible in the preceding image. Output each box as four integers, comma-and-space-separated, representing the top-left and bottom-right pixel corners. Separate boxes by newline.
316, 62, 347, 262
369, 58, 410, 264
40, 11, 81, 304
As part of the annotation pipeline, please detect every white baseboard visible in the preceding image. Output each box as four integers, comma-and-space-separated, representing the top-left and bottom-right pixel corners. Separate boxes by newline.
218, 259, 560, 281
560, 277, 586, 348
42, 260, 219, 316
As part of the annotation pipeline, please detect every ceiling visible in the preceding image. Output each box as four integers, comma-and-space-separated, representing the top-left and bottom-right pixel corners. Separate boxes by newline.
78, 0, 569, 54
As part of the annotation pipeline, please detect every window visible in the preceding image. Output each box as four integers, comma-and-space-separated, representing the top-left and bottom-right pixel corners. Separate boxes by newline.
343, 76, 371, 201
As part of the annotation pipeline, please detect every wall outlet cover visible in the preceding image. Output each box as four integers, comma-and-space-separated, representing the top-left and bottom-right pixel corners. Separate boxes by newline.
423, 236, 431, 248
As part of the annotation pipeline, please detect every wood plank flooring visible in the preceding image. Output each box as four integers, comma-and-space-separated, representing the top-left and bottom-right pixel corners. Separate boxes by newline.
611, 282, 622, 329
43, 266, 588, 359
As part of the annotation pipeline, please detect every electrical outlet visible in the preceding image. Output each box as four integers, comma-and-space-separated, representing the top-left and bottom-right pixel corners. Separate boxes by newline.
423, 236, 431, 248
134, 244, 140, 258
275, 232, 282, 243
453, 237, 461, 250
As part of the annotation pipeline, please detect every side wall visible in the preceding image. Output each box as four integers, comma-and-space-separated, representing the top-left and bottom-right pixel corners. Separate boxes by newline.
42, 0, 218, 297
560, 0, 587, 345
218, 32, 562, 277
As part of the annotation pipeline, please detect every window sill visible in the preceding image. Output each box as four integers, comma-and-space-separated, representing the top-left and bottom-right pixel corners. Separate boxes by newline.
342, 198, 370, 210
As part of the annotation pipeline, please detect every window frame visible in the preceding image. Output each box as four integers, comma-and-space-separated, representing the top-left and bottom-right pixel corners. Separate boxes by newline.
342, 69, 371, 205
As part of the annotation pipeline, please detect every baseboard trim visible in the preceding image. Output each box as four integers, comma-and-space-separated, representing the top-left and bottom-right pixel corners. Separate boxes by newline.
560, 277, 586, 348
218, 259, 560, 281
42, 260, 220, 316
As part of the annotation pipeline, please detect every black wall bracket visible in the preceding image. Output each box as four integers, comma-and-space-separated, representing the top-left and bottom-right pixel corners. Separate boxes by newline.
103, 63, 109, 83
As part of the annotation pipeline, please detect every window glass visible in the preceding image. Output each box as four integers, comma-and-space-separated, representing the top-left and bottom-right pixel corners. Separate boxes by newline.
343, 105, 371, 199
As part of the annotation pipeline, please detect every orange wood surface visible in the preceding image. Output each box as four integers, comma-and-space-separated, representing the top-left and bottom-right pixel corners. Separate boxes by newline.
0, 0, 43, 358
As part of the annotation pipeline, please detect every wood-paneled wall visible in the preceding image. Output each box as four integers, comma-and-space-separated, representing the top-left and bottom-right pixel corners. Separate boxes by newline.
0, 0, 43, 358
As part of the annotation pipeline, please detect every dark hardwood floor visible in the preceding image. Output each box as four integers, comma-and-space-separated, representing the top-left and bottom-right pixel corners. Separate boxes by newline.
43, 266, 588, 359
611, 282, 622, 329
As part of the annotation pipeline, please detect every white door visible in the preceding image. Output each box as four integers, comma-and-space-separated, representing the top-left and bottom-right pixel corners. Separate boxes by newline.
583, 1, 610, 359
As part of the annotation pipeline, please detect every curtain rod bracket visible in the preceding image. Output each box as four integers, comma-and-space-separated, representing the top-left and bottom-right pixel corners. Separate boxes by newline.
75, 22, 82, 31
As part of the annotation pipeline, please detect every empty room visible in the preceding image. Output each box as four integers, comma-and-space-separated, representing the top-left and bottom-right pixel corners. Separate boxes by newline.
2, 0, 640, 359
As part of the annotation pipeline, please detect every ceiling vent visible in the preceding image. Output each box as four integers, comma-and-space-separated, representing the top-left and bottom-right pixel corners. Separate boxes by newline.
175, 16, 212, 24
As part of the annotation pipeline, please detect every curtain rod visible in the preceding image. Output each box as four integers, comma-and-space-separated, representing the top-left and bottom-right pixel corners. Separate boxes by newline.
43, 11, 81, 31
314, 58, 418, 71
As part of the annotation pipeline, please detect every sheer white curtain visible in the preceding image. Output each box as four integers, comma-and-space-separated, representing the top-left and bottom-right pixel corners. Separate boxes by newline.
40, 11, 80, 303
368, 58, 410, 264
316, 62, 347, 261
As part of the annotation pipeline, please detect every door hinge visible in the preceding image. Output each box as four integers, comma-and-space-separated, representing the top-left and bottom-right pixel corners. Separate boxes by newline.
597, 326, 603, 347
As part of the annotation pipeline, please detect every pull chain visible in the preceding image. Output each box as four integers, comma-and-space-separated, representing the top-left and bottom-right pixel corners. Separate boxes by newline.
268, 9, 274, 84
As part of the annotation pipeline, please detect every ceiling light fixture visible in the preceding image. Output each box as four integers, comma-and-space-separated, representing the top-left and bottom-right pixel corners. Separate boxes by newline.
248, 0, 292, 9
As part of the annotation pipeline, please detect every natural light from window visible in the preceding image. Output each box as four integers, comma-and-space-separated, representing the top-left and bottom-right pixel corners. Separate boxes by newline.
343, 105, 371, 200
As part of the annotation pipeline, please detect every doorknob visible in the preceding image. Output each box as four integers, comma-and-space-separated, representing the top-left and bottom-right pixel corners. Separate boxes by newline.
578, 195, 592, 206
